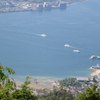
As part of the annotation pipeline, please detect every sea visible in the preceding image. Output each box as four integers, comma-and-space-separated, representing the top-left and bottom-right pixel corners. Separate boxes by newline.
0, 0, 100, 81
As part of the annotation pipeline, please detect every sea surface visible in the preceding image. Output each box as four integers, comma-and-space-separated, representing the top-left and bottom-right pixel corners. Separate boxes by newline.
0, 0, 100, 80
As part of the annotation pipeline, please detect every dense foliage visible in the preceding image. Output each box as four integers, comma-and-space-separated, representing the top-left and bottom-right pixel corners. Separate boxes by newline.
0, 64, 37, 100
39, 89, 75, 100
11, 76, 37, 100
0, 64, 16, 100
76, 85, 100, 100
59, 78, 82, 87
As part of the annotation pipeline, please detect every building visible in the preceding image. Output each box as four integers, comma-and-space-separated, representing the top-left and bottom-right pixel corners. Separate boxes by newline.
36, 4, 43, 10
77, 77, 89, 82
59, 3, 67, 9
43, 2, 52, 9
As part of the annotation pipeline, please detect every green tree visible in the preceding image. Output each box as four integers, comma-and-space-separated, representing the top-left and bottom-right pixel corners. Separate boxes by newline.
0, 64, 16, 100
59, 78, 82, 87
11, 76, 37, 100
0, 64, 37, 100
39, 88, 74, 100
76, 85, 100, 100
0, 64, 15, 82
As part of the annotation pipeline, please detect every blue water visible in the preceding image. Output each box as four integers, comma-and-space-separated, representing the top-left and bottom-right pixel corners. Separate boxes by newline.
0, 0, 100, 79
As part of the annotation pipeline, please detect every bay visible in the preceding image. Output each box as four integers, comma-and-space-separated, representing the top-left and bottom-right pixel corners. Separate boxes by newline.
0, 0, 100, 80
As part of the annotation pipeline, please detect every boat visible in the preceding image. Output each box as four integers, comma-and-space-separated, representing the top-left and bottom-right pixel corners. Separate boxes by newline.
40, 34, 47, 37
73, 50, 80, 53
89, 64, 100, 70
89, 55, 100, 59
64, 44, 71, 47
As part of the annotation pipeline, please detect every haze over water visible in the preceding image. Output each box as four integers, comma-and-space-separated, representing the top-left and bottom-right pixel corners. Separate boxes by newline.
0, 0, 100, 80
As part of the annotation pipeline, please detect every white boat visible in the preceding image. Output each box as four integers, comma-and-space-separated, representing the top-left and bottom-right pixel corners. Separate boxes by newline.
40, 34, 47, 37
89, 55, 100, 59
64, 44, 71, 47
73, 50, 80, 53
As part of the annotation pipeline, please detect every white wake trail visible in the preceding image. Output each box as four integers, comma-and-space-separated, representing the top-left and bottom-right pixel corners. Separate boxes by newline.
29, 33, 47, 37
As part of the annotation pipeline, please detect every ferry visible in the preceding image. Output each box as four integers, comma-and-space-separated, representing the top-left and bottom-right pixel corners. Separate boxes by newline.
89, 55, 100, 59
64, 44, 71, 47
89, 64, 100, 70
73, 50, 80, 53
40, 34, 47, 37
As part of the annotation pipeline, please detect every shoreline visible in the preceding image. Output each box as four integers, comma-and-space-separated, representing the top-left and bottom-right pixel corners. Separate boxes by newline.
11, 68, 97, 89
13, 76, 62, 89
0, 0, 85, 13
13, 74, 93, 89
91, 70, 100, 76
89, 68, 100, 76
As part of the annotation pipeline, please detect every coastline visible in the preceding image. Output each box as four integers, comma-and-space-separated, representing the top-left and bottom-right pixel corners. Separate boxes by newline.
0, 0, 85, 13
91, 70, 100, 76
89, 68, 100, 76
14, 76, 62, 89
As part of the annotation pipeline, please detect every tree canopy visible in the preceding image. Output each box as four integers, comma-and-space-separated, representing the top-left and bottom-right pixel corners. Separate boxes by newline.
76, 85, 100, 100
59, 78, 82, 87
39, 88, 75, 100
0, 64, 37, 100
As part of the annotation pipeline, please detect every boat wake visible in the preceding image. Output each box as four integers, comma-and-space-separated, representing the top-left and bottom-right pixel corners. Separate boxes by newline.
29, 33, 47, 37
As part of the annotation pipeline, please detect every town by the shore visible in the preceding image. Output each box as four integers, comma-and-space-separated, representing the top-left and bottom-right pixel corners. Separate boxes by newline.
0, 0, 85, 13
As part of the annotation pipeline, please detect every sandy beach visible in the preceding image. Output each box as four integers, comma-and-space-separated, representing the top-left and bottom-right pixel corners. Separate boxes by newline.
90, 69, 100, 76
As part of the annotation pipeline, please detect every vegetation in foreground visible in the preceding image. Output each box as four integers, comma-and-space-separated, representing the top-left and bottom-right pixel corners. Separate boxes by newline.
38, 89, 75, 100
0, 64, 100, 100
